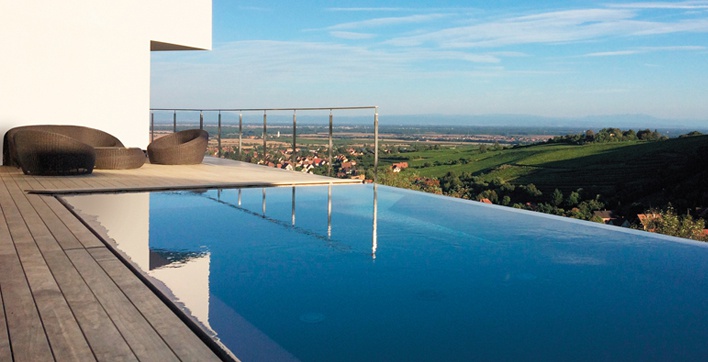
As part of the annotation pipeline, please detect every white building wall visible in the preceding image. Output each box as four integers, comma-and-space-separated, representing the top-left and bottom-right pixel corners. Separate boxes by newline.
0, 0, 211, 165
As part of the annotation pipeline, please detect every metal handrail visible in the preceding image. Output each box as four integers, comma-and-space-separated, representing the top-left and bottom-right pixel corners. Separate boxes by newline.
150, 106, 379, 181
150, 106, 377, 112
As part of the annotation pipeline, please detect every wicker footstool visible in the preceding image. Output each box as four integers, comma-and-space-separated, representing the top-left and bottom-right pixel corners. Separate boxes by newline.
94, 147, 146, 169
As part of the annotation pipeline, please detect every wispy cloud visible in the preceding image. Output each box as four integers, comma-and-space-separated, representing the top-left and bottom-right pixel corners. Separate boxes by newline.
607, 1, 708, 10
326, 7, 481, 13
327, 7, 407, 12
152, 39, 529, 92
584, 45, 706, 57
386, 9, 640, 48
328, 14, 447, 31
330, 31, 377, 40
584, 50, 642, 57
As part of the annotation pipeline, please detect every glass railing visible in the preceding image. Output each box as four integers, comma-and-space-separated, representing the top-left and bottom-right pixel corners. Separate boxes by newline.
150, 107, 379, 179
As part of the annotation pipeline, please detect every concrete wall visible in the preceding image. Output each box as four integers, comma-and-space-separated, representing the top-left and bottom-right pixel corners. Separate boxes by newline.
0, 0, 211, 165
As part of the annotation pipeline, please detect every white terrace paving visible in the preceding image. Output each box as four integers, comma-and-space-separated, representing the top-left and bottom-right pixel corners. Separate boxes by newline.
0, 157, 360, 361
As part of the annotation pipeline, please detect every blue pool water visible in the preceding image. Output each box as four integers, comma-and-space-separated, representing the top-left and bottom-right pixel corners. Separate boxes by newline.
65, 184, 708, 361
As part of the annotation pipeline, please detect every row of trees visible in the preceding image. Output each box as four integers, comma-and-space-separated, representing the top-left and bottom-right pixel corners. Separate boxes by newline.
547, 128, 668, 145
641, 206, 707, 241
380, 168, 708, 241
437, 171, 607, 220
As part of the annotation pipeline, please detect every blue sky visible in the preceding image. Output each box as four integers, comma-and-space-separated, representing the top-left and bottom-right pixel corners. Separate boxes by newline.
151, 1, 708, 121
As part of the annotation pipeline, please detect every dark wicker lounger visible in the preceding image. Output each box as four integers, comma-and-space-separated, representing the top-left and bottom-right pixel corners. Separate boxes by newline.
13, 129, 96, 175
4, 124, 123, 167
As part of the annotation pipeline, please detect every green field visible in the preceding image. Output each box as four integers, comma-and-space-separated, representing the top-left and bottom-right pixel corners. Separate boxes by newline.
382, 135, 708, 206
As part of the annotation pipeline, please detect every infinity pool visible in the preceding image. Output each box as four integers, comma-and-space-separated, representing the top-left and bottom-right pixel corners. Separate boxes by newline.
64, 184, 708, 361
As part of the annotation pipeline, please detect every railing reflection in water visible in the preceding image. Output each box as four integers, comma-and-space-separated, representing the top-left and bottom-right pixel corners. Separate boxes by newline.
211, 184, 379, 259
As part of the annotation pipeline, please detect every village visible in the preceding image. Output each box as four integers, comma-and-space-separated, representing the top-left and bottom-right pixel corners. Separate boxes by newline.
207, 141, 411, 182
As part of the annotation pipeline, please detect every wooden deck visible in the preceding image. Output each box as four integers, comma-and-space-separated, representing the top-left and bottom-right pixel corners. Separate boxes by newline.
0, 158, 359, 361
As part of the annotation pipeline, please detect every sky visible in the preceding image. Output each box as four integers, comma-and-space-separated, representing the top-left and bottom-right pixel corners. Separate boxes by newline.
150, 1, 708, 121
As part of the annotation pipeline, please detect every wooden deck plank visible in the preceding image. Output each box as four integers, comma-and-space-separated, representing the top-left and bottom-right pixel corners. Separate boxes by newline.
49, 248, 137, 361
0, 179, 56, 362
1, 179, 96, 361
33, 176, 64, 191
5, 183, 67, 253
90, 248, 224, 362
81, 176, 118, 190
0, 211, 55, 362
0, 254, 54, 362
0, 287, 14, 361
13, 242, 95, 362
0, 175, 133, 361
65, 248, 180, 362
44, 197, 104, 249
28, 194, 85, 251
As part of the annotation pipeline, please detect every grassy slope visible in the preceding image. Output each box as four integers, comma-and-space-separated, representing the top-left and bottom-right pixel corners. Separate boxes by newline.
384, 136, 708, 208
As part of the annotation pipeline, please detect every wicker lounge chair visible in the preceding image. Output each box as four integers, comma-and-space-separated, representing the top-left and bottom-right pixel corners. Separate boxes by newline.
147, 129, 208, 165
13, 130, 95, 175
4, 125, 124, 167
94, 147, 146, 169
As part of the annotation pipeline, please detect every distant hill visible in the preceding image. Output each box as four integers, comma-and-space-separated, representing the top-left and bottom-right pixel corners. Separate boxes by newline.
381, 114, 708, 131
153, 112, 708, 132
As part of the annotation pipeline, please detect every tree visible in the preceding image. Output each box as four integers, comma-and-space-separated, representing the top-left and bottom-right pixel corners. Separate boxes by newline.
623, 129, 637, 141
524, 183, 542, 198
646, 205, 707, 241
440, 171, 462, 194
477, 190, 499, 204
491, 177, 506, 188
377, 169, 443, 194
584, 129, 595, 142
637, 129, 652, 140
566, 190, 581, 207
551, 188, 564, 207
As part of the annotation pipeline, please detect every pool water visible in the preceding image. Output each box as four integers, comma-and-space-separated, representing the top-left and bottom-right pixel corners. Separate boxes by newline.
64, 184, 708, 361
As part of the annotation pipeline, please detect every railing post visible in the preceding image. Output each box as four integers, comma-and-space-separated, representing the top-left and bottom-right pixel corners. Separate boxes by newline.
328, 110, 333, 177
238, 113, 243, 158
262, 111, 267, 164
199, 110, 204, 130
374, 107, 379, 184
173, 110, 177, 133
150, 112, 154, 143
218, 111, 222, 158
292, 110, 297, 166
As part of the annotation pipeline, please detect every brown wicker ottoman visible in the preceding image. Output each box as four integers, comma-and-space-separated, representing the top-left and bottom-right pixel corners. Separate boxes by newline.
94, 147, 146, 169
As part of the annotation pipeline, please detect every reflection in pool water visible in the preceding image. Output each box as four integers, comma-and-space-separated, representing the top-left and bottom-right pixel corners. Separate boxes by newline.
64, 184, 708, 362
